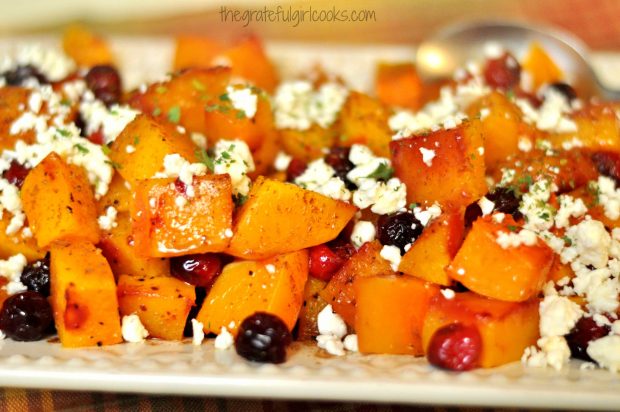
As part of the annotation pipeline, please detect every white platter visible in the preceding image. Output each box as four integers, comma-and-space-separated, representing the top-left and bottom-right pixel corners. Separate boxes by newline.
0, 36, 619, 409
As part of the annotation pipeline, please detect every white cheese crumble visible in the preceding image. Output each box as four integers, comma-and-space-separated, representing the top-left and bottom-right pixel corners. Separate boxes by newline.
419, 147, 436, 167
515, 88, 577, 134
97, 206, 118, 231
554, 195, 587, 229
273, 151, 292, 172
191, 319, 205, 346
121, 314, 149, 343
0, 254, 28, 296
0, 44, 75, 81
597, 176, 620, 221
273, 81, 348, 130
295, 158, 351, 202
265, 264, 276, 274
213, 139, 256, 196
343, 334, 359, 352
522, 336, 571, 371
519, 179, 556, 232
517, 136, 533, 152
317, 304, 347, 339
539, 295, 583, 337
154, 153, 207, 197
496, 228, 538, 249
226, 85, 258, 118
412, 203, 442, 227
79, 90, 139, 145
478, 196, 495, 216
350, 220, 376, 249
214, 326, 234, 350
440, 288, 456, 300
316, 334, 345, 356
587, 335, 620, 373
0, 178, 25, 235
380, 245, 402, 272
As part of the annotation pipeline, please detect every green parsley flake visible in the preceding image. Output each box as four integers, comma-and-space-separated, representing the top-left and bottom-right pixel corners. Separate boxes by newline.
74, 143, 89, 154
366, 162, 394, 181
167, 106, 181, 124
195, 149, 214, 172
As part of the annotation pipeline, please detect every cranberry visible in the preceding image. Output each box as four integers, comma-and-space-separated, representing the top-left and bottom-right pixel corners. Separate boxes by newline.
20, 253, 51, 297
328, 239, 356, 261
486, 187, 522, 218
483, 52, 521, 90
547, 82, 578, 103
0, 291, 53, 341
170, 254, 222, 288
427, 323, 482, 371
566, 316, 611, 362
85, 65, 122, 107
377, 212, 423, 254
3, 65, 48, 86
324, 147, 355, 189
591, 152, 620, 185
464, 202, 483, 229
235, 312, 292, 364
308, 244, 345, 281
2, 160, 30, 189
286, 158, 307, 182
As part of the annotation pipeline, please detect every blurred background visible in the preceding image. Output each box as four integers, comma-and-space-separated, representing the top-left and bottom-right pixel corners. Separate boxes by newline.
0, 0, 619, 50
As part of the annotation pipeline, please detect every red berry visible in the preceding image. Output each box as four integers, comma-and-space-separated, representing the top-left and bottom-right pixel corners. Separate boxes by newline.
592, 151, 620, 185
483, 52, 521, 90
308, 244, 345, 281
566, 316, 611, 361
87, 130, 105, 145
170, 253, 222, 287
2, 161, 30, 189
286, 158, 307, 182
235, 312, 291, 364
85, 65, 122, 107
427, 323, 482, 371
377, 212, 422, 254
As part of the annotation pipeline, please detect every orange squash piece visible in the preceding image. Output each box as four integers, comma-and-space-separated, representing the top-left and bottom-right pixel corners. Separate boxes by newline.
117, 274, 195, 341
375, 62, 423, 111
521, 42, 563, 91
336, 91, 392, 157
228, 177, 356, 259
447, 215, 554, 302
196, 250, 308, 336
109, 114, 199, 185
354, 275, 439, 355
96, 172, 132, 215
280, 126, 337, 163
422, 292, 540, 368
98, 213, 170, 279
173, 35, 222, 70
0, 214, 45, 261
0, 87, 34, 151
320, 240, 393, 326
297, 277, 328, 341
50, 240, 122, 347
390, 120, 487, 209
131, 174, 233, 257
62, 25, 114, 67
21, 153, 100, 249
399, 209, 464, 286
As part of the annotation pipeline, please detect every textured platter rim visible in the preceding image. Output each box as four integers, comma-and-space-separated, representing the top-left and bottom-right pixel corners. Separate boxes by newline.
0, 36, 619, 409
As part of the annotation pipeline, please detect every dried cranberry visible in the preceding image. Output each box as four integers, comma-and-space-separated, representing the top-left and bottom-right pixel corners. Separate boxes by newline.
3, 65, 48, 86
547, 82, 578, 103
286, 158, 307, 182
85, 65, 122, 107
235, 312, 292, 364
483, 52, 521, 90
2, 161, 30, 189
20, 253, 51, 297
170, 254, 222, 288
591, 152, 620, 185
0, 291, 53, 341
377, 212, 423, 254
464, 202, 483, 229
486, 187, 521, 218
324, 147, 355, 189
566, 316, 611, 362
308, 244, 345, 281
427, 322, 482, 371
328, 239, 356, 261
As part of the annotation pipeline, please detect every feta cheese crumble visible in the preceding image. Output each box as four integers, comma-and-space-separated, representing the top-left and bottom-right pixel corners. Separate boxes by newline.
97, 206, 118, 231
213, 139, 256, 196
0, 254, 28, 295
121, 314, 149, 343
380, 245, 401, 272
419, 147, 436, 167
350, 220, 376, 249
295, 158, 351, 201
214, 326, 234, 350
316, 305, 357, 356
273, 151, 292, 172
154, 153, 207, 197
587, 335, 620, 373
226, 85, 258, 118
191, 319, 205, 346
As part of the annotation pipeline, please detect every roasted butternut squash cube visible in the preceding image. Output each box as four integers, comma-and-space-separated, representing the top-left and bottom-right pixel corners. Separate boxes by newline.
336, 91, 392, 157
355, 275, 439, 355
399, 210, 464, 286
447, 215, 553, 302
320, 240, 393, 326
548, 103, 620, 152
128, 67, 230, 136
50, 240, 122, 347
297, 277, 328, 341
62, 25, 114, 67
98, 213, 170, 278
173, 35, 221, 70
250, 127, 279, 178
109, 114, 199, 184
422, 292, 540, 368
390, 120, 487, 208
196, 249, 308, 336
280, 126, 337, 163
227, 177, 356, 259
21, 153, 100, 249
96, 172, 131, 215
117, 274, 195, 341
131, 174, 233, 257
375, 62, 423, 111
0, 87, 34, 151
521, 42, 563, 91
0, 215, 45, 261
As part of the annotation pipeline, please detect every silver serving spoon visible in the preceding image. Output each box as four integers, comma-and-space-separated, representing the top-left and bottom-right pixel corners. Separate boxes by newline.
416, 19, 619, 100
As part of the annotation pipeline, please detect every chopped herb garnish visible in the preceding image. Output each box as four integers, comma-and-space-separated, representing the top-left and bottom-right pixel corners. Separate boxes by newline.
155, 86, 167, 94
366, 162, 394, 181
56, 128, 71, 137
219, 93, 231, 102
235, 110, 246, 119
507, 225, 518, 232
192, 79, 206, 91
195, 149, 214, 172
408, 202, 419, 210
221, 151, 232, 160
105, 160, 122, 169
101, 145, 112, 155
234, 193, 248, 207
152, 107, 162, 116
563, 235, 573, 246
74, 143, 89, 154
133, 136, 140, 146
167, 106, 181, 123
